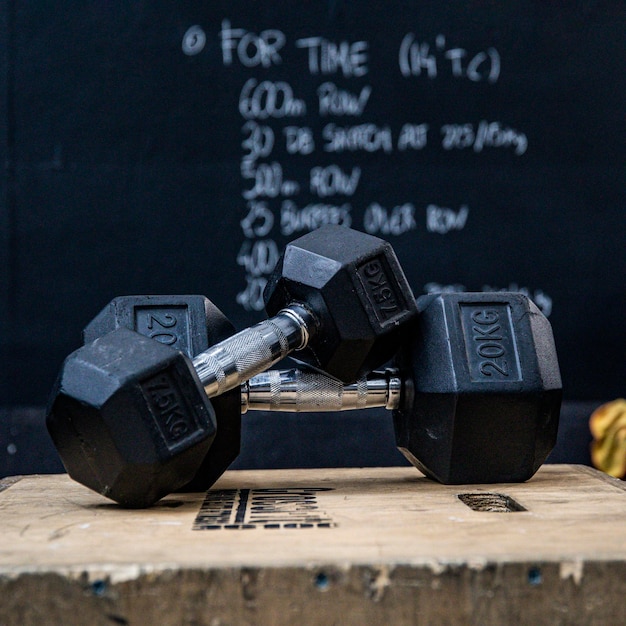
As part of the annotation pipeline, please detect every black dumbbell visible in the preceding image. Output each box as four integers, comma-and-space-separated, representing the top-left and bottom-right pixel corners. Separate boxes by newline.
48, 290, 561, 507
47, 226, 417, 507
394, 292, 561, 483
243, 292, 562, 484
82, 294, 242, 493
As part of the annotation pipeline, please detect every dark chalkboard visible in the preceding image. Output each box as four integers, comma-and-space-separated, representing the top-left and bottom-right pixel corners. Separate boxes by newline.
2, 1, 625, 408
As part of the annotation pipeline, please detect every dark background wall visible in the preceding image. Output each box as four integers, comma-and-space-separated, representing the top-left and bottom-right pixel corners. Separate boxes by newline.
1, 1, 625, 476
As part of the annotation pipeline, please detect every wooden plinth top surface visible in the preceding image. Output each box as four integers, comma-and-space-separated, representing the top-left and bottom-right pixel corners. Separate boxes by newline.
0, 465, 625, 582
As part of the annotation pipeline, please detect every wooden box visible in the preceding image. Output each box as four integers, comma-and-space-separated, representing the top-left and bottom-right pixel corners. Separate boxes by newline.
1, 465, 625, 625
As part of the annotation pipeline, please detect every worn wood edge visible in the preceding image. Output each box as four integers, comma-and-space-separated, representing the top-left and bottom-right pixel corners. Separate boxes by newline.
0, 475, 22, 493
570, 464, 626, 491
0, 551, 619, 585
1, 561, 625, 626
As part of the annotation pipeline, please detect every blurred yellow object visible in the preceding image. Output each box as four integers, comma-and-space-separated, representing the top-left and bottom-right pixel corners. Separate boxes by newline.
590, 399, 626, 478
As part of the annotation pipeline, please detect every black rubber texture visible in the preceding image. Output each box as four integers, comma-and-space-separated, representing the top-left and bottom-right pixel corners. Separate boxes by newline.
264, 225, 418, 383
46, 328, 217, 507
392, 292, 562, 484
83, 295, 242, 492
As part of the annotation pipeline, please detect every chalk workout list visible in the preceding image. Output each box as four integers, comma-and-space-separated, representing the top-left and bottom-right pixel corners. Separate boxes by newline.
4, 2, 625, 402
183, 18, 541, 313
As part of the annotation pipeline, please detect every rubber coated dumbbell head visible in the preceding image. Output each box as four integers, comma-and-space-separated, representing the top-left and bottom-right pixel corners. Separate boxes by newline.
81, 295, 242, 492
392, 292, 562, 484
47, 328, 218, 507
264, 225, 417, 382
83, 294, 229, 358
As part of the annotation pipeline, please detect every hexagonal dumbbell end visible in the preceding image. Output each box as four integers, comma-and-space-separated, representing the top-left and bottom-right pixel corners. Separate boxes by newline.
83, 294, 234, 357
392, 292, 562, 484
264, 225, 417, 382
81, 295, 242, 493
47, 328, 217, 507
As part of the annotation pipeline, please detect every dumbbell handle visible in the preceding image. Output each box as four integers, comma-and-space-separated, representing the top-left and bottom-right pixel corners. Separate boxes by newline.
241, 368, 402, 413
192, 304, 316, 398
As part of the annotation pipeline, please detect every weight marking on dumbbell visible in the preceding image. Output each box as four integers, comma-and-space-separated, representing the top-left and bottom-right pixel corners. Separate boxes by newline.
460, 304, 521, 382
357, 256, 403, 324
134, 305, 190, 351
141, 372, 201, 447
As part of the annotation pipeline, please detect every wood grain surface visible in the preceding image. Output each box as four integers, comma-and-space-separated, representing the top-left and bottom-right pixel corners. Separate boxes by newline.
0, 465, 624, 625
